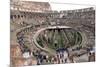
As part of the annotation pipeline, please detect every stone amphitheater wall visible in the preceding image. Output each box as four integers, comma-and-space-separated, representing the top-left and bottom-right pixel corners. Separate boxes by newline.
11, 7, 95, 47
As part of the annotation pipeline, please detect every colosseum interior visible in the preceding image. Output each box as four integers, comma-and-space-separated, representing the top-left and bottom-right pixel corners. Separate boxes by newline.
10, 0, 95, 67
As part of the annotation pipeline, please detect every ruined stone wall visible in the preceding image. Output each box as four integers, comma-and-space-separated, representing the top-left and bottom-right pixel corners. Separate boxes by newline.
10, 1, 51, 12
11, 7, 95, 47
